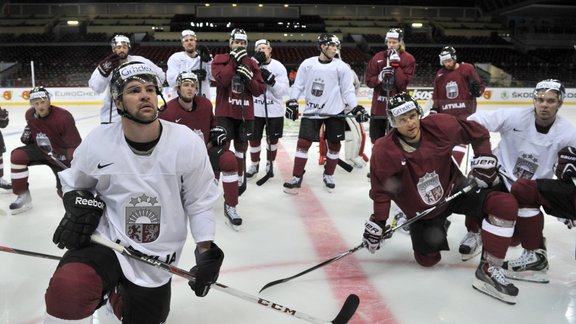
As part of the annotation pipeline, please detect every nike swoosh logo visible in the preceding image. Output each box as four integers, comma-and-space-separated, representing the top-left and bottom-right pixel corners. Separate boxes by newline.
513, 128, 522, 132
246, 133, 253, 136
401, 160, 406, 165
337, 134, 343, 138
97, 162, 114, 169
175, 118, 182, 123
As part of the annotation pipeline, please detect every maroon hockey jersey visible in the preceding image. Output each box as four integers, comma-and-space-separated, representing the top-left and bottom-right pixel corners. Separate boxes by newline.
369, 114, 492, 222
159, 96, 216, 145
432, 62, 484, 118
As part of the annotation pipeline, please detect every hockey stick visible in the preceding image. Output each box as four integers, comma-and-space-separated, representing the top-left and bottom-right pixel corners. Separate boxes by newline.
256, 86, 274, 186
0, 239, 359, 324
35, 135, 69, 169
259, 182, 477, 293
90, 235, 360, 324
337, 159, 354, 173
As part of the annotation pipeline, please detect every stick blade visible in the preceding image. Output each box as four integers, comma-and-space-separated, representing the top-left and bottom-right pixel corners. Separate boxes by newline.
331, 294, 360, 324
338, 159, 354, 173
256, 172, 273, 186
258, 278, 286, 293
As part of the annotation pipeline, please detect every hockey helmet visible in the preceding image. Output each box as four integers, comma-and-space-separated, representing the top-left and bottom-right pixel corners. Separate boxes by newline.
317, 33, 341, 51
387, 92, 423, 128
181, 29, 197, 40
110, 61, 161, 100
110, 34, 131, 49
439, 46, 457, 65
534, 79, 565, 102
229, 28, 248, 46
29, 86, 51, 101
254, 39, 271, 51
386, 28, 403, 41
176, 71, 199, 87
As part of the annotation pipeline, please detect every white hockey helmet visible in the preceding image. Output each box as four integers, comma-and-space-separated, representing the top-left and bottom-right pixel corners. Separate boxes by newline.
110, 61, 161, 100
29, 86, 51, 102
176, 71, 199, 86
386, 28, 403, 41
110, 34, 131, 49
387, 92, 423, 128
534, 79, 565, 103
181, 29, 196, 40
254, 39, 270, 51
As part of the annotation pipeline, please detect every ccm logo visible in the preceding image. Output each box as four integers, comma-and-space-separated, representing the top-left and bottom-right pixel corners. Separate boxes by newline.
257, 298, 296, 315
75, 197, 105, 209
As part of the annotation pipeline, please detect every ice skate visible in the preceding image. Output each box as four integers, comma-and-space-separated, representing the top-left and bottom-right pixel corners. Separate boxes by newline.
390, 211, 410, 234
502, 244, 549, 283
224, 203, 242, 231
245, 163, 259, 180
472, 259, 519, 305
283, 173, 303, 195
459, 231, 482, 261
10, 190, 32, 215
323, 174, 335, 193
0, 177, 12, 192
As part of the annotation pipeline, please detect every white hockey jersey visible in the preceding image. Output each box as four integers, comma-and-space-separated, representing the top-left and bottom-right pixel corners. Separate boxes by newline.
166, 51, 213, 99
59, 120, 219, 287
290, 57, 358, 118
88, 55, 165, 124
468, 107, 576, 189
253, 58, 289, 118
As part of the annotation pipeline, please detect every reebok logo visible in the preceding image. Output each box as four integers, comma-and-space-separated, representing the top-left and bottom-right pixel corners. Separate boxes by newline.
97, 162, 114, 169
513, 128, 522, 132
74, 197, 105, 209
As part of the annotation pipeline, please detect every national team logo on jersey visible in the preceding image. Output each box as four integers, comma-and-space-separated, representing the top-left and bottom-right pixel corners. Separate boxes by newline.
446, 81, 458, 99
311, 78, 324, 97
417, 172, 444, 205
125, 193, 161, 243
513, 153, 538, 180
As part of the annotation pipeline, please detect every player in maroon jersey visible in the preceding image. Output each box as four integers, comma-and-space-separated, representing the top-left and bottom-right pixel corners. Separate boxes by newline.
362, 92, 521, 304
0, 106, 11, 191
211, 28, 265, 197
159, 71, 242, 229
9, 86, 82, 214
364, 28, 416, 143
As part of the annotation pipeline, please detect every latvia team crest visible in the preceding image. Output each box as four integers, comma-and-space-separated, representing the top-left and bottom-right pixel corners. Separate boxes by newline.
125, 193, 161, 243
311, 78, 324, 97
417, 172, 444, 205
513, 153, 538, 180
446, 81, 458, 99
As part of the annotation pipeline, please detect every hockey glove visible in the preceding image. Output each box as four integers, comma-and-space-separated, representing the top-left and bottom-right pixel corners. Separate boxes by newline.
230, 47, 248, 64
557, 217, 576, 229
197, 45, 212, 63
253, 51, 267, 65
0, 107, 9, 129
388, 50, 401, 67
350, 105, 369, 123
363, 215, 389, 253
53, 190, 106, 250
554, 146, 576, 183
97, 53, 121, 77
189, 242, 224, 297
192, 69, 207, 81
236, 64, 253, 84
261, 69, 276, 86
378, 66, 395, 83
209, 126, 228, 147
35, 132, 53, 154
469, 154, 500, 188
20, 126, 32, 144
285, 99, 299, 121
468, 79, 482, 97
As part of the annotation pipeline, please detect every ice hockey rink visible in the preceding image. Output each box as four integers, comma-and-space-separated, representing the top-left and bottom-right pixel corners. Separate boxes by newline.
1, 102, 576, 324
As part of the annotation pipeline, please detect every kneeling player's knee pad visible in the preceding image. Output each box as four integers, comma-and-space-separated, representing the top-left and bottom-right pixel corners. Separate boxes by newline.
45, 263, 103, 320
10, 148, 30, 165
483, 191, 518, 222
414, 251, 441, 267
510, 179, 540, 208
218, 151, 237, 173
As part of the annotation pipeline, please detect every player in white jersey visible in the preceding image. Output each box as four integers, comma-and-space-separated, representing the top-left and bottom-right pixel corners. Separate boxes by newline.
166, 30, 213, 98
283, 33, 368, 193
245, 39, 289, 182
45, 62, 223, 323
89, 34, 165, 124
465, 79, 576, 282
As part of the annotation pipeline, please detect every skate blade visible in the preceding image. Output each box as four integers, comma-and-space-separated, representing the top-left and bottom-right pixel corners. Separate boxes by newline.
502, 269, 549, 283
323, 186, 334, 193
225, 219, 242, 232
472, 279, 517, 305
461, 249, 482, 262
283, 187, 299, 195
10, 204, 32, 215
246, 173, 258, 181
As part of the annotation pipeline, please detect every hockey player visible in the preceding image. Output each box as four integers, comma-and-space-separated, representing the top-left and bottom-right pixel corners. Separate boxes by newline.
363, 92, 520, 304
45, 62, 223, 323
429, 46, 486, 259
245, 39, 289, 182
283, 33, 368, 194
89, 34, 165, 124
0, 107, 11, 190
466, 79, 576, 281
364, 28, 415, 143
9, 87, 81, 215
211, 28, 265, 196
160, 71, 242, 228
166, 30, 213, 98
